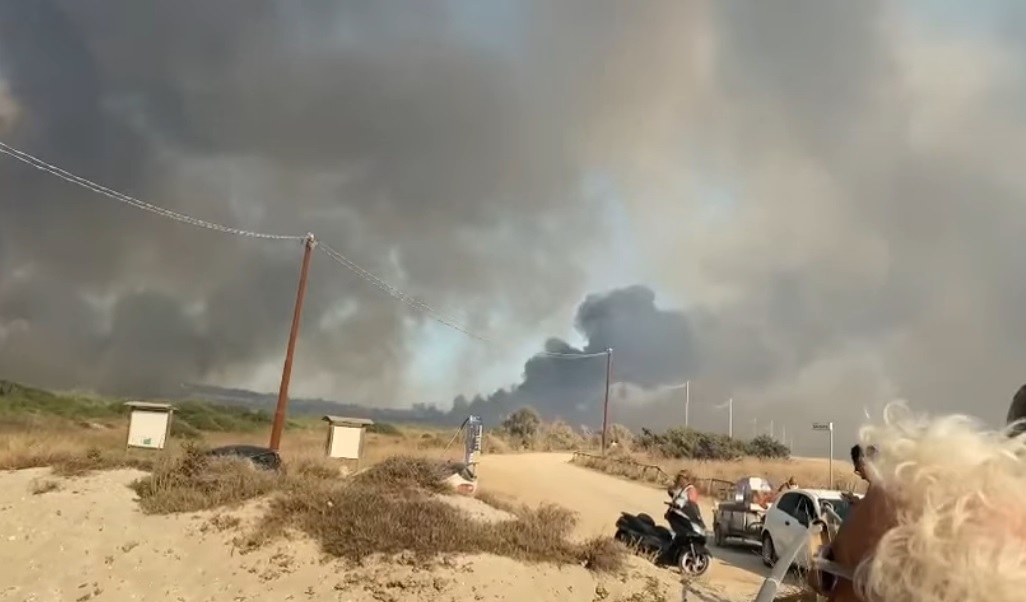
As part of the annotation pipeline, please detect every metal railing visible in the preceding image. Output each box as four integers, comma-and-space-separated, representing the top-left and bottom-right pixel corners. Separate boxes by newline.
570, 450, 736, 497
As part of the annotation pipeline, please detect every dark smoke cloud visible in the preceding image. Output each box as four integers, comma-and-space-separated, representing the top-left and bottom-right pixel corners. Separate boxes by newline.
4, 1, 1026, 453
455, 285, 703, 427
0, 0, 606, 399
454, 1, 1026, 452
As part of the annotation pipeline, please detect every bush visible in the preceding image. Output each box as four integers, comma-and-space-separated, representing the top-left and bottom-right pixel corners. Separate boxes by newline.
538, 420, 583, 450
744, 434, 790, 459
609, 424, 634, 450
131, 443, 283, 513
170, 419, 203, 439
366, 422, 402, 436
634, 426, 788, 461
500, 407, 542, 447
353, 456, 451, 493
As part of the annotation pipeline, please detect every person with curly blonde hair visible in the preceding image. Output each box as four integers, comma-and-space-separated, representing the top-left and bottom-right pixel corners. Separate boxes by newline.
798, 395, 1026, 602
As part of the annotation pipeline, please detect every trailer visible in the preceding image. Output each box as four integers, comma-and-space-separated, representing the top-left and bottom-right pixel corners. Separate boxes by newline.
711, 477, 774, 548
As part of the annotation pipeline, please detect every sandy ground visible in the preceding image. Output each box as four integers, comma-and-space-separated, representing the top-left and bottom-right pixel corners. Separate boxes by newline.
0, 455, 796, 602
477, 453, 779, 599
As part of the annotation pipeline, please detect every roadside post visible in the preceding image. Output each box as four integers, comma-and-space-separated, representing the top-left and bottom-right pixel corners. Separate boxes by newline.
811, 422, 834, 486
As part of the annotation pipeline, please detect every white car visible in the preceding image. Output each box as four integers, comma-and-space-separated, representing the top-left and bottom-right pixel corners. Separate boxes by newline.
760, 488, 861, 568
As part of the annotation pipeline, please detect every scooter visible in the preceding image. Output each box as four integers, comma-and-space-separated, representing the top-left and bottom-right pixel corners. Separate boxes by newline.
614, 501, 712, 576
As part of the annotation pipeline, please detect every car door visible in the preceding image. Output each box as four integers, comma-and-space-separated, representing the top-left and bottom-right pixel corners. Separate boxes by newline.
766, 492, 802, 554
790, 495, 817, 568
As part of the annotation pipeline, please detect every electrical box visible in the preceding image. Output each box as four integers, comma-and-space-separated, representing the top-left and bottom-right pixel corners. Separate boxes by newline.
322, 415, 374, 466
124, 402, 175, 450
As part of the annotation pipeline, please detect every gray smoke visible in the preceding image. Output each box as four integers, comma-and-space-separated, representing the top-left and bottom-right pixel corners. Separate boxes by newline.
3, 1, 1026, 450
456, 1, 1026, 449
0, 1, 606, 399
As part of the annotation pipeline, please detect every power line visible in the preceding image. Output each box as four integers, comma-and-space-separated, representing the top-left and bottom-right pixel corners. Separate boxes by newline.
536, 350, 610, 359
0, 139, 484, 340
0, 141, 305, 241
317, 241, 487, 342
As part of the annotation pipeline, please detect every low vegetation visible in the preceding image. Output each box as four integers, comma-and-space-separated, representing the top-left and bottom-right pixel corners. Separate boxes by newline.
0, 379, 294, 438
132, 451, 625, 571
572, 449, 861, 494
634, 428, 790, 460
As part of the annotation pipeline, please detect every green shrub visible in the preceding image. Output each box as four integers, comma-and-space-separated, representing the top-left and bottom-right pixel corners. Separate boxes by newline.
635, 426, 789, 461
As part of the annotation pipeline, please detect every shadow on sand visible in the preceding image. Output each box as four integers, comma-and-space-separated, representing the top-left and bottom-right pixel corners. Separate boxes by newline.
708, 539, 809, 588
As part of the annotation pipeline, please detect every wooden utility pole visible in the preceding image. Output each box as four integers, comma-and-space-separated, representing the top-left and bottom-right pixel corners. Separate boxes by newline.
601, 347, 613, 454
269, 234, 316, 451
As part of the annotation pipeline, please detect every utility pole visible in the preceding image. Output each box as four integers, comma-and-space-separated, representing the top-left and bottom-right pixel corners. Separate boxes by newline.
781, 425, 787, 443
269, 234, 316, 451
728, 397, 733, 439
685, 380, 690, 428
811, 421, 836, 487
769, 419, 775, 440
601, 347, 613, 454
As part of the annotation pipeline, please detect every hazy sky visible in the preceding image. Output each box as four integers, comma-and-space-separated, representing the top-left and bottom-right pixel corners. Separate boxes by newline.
2, 1, 1026, 452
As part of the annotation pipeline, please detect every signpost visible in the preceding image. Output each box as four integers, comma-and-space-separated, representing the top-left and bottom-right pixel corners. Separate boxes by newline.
812, 422, 835, 487
465, 415, 483, 477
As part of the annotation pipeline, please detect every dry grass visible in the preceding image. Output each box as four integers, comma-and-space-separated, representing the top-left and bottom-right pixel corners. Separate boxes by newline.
28, 477, 61, 495
0, 428, 157, 474
130, 444, 287, 514
573, 450, 866, 495
247, 456, 626, 570
0, 419, 465, 477
128, 452, 627, 571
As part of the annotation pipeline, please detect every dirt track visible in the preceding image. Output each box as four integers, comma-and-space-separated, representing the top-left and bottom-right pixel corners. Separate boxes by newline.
480, 453, 774, 595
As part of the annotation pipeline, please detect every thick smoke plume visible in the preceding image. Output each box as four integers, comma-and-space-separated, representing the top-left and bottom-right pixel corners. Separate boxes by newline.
0, 1, 604, 399
3, 2, 1026, 449
454, 285, 701, 427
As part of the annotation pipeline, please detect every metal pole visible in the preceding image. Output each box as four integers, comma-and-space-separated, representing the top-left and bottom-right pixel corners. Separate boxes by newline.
269, 234, 316, 451
601, 347, 613, 454
728, 397, 733, 439
828, 422, 834, 488
684, 380, 690, 428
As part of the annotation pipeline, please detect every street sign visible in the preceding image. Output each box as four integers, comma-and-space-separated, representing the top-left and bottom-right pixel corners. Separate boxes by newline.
811, 422, 836, 486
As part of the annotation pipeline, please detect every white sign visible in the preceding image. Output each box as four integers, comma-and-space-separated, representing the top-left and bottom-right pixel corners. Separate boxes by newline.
811, 422, 834, 432
127, 410, 171, 449
326, 425, 364, 460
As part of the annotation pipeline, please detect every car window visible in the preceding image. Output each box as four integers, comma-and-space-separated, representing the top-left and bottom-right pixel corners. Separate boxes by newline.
793, 495, 815, 526
820, 498, 853, 522
775, 492, 801, 516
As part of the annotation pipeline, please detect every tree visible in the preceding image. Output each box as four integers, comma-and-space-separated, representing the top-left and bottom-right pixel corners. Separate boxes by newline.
745, 434, 790, 459
501, 406, 542, 445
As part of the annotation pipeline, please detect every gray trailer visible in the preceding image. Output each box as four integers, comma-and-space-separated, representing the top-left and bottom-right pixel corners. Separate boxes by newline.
712, 500, 767, 547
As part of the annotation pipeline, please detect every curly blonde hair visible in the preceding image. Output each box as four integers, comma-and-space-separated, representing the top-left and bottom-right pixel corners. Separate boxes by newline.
852, 403, 1026, 602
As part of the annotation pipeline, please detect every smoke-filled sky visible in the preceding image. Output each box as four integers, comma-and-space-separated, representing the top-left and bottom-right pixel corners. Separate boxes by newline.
3, 1, 1026, 451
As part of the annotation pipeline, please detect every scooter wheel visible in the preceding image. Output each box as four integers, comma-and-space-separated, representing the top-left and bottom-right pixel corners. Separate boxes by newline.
678, 549, 711, 576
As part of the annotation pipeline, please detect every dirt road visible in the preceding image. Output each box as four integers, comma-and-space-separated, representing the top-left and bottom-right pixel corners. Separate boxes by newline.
479, 453, 774, 595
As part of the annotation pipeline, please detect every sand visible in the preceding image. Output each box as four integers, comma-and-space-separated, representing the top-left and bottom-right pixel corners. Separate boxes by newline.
0, 455, 801, 602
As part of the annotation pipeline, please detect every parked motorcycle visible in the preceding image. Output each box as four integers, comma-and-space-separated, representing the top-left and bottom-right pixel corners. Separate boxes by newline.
614, 501, 712, 576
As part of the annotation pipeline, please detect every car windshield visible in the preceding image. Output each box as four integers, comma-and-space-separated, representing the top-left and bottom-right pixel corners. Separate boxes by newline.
820, 497, 853, 522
